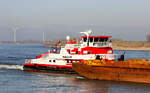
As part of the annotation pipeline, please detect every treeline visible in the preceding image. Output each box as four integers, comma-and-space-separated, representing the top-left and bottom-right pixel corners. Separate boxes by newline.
147, 35, 150, 42
112, 40, 150, 48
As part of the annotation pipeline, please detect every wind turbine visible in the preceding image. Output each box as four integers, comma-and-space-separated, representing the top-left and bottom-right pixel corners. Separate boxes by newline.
43, 32, 45, 43
12, 27, 18, 43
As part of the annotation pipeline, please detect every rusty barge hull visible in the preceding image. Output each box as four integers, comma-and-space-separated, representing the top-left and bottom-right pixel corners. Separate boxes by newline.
72, 59, 150, 83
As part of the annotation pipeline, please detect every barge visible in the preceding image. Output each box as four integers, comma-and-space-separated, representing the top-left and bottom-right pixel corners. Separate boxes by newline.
72, 59, 150, 83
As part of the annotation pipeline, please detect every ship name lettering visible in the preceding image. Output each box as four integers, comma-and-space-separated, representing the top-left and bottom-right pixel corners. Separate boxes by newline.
63, 56, 72, 58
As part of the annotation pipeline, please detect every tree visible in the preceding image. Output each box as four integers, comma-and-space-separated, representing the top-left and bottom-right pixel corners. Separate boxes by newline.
146, 35, 150, 42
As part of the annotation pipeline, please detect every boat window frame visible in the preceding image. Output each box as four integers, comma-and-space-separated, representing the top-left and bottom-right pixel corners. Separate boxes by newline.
89, 37, 93, 42
94, 37, 99, 42
83, 38, 87, 42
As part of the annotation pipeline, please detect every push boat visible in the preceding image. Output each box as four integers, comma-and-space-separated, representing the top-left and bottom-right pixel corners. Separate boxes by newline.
23, 30, 115, 73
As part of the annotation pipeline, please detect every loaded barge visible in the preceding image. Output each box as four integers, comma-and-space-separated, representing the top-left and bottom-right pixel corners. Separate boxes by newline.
23, 30, 115, 73
72, 59, 150, 83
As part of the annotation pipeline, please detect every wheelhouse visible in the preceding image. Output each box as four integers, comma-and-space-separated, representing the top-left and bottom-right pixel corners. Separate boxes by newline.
81, 36, 112, 48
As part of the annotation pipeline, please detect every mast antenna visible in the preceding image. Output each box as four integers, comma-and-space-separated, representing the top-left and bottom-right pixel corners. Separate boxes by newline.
80, 29, 92, 46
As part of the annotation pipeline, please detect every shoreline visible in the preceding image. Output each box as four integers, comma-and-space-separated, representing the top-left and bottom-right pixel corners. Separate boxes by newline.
113, 46, 150, 51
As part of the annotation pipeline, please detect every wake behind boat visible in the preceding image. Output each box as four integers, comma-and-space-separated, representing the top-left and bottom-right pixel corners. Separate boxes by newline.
23, 30, 115, 73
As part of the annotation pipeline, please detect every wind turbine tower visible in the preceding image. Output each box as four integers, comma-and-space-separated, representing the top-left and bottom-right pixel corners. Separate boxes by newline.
12, 27, 18, 43
43, 32, 45, 42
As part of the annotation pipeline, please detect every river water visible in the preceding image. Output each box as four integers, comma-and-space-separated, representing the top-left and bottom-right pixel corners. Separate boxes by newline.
0, 44, 150, 93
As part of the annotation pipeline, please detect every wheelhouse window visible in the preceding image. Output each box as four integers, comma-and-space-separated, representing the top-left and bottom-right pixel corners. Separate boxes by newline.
99, 38, 109, 42
109, 38, 112, 42
99, 38, 102, 42
94, 37, 98, 42
83, 38, 87, 42
89, 38, 93, 42
101, 38, 104, 42
49, 60, 51, 62
104, 38, 108, 42
53, 60, 55, 62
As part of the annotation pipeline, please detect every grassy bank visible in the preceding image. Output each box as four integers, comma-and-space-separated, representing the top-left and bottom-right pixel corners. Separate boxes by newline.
113, 41, 150, 50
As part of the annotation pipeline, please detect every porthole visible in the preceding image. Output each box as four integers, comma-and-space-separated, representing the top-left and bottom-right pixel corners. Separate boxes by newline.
76, 51, 78, 54
87, 51, 91, 54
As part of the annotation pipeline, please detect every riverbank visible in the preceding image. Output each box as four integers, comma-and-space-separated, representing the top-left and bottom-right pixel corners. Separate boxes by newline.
112, 41, 150, 51
113, 46, 150, 51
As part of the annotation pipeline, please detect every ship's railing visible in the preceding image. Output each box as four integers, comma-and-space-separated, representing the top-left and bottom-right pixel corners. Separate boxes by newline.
25, 59, 32, 63
96, 54, 116, 61
105, 54, 116, 60
63, 44, 80, 49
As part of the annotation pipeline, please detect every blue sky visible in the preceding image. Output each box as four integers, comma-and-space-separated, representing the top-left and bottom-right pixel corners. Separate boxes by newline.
0, 0, 150, 41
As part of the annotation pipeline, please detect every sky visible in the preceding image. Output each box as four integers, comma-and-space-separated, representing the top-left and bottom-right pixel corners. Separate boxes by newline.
0, 0, 150, 41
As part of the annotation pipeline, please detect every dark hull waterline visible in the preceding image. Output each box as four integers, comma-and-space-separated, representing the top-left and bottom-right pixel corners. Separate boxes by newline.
23, 65, 76, 74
